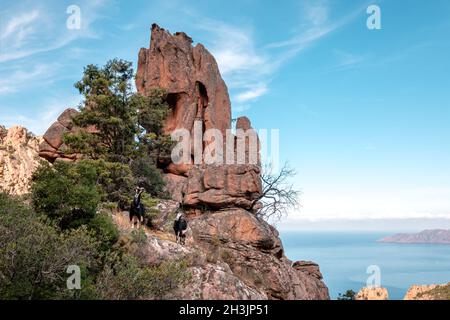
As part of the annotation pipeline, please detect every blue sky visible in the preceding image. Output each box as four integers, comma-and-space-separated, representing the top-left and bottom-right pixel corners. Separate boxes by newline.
1, 0, 450, 228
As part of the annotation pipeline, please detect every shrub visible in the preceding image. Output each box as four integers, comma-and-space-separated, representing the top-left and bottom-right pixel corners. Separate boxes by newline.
146, 260, 191, 299
130, 157, 166, 197
93, 254, 191, 300
88, 211, 119, 252
0, 193, 99, 299
337, 289, 356, 300
86, 159, 135, 209
31, 161, 100, 229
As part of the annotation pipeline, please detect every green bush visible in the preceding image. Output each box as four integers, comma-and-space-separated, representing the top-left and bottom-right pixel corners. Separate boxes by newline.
147, 260, 191, 299
0, 193, 99, 299
86, 159, 135, 209
131, 157, 166, 197
31, 161, 100, 229
93, 253, 191, 300
88, 211, 119, 251
337, 289, 356, 300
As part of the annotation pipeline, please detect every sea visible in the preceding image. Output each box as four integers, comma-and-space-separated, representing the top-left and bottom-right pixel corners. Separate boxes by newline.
280, 231, 450, 300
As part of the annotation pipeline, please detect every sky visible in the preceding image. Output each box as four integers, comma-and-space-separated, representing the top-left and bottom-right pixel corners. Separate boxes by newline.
1, 0, 450, 230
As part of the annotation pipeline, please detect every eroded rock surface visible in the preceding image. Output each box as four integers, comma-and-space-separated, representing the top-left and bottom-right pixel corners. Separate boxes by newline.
0, 126, 42, 195
136, 24, 231, 138
355, 287, 389, 300
405, 283, 450, 300
39, 108, 79, 162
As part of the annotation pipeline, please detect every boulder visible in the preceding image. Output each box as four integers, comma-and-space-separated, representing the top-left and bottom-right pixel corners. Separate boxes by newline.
189, 208, 277, 249
293, 261, 324, 280
182, 164, 262, 210
39, 108, 79, 162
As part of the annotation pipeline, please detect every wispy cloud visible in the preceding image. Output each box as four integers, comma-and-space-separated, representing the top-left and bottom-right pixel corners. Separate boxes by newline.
0, 1, 109, 63
235, 84, 268, 103
332, 50, 367, 70
191, 1, 364, 112
0, 64, 56, 95
0, 94, 81, 135
0, 10, 40, 43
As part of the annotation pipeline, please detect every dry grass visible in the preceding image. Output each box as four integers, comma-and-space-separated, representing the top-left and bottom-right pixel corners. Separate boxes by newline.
111, 210, 176, 242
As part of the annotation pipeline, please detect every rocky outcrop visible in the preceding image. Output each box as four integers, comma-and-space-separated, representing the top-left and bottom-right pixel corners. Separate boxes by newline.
113, 205, 328, 300
355, 287, 389, 300
138, 24, 262, 211
133, 24, 329, 300
39, 108, 80, 162
136, 24, 231, 138
164, 164, 262, 212
403, 283, 450, 300
187, 208, 328, 300
403, 285, 438, 300
293, 261, 324, 280
137, 24, 259, 176
0, 126, 42, 195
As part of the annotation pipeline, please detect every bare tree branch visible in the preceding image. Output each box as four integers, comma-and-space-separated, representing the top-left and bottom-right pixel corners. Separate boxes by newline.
251, 162, 300, 223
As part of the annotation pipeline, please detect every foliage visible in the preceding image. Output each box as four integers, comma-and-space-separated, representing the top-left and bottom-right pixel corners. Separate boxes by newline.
0, 193, 192, 300
134, 87, 174, 165
0, 59, 197, 300
87, 159, 135, 209
31, 160, 100, 229
146, 260, 191, 299
139, 194, 160, 227
131, 157, 166, 197
0, 193, 99, 299
93, 254, 190, 300
65, 59, 139, 163
136, 87, 170, 136
88, 211, 119, 252
337, 289, 356, 300
63, 60, 170, 202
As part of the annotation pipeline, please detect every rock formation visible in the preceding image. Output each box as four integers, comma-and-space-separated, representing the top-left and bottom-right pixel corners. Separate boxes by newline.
136, 24, 231, 139
137, 24, 262, 211
404, 283, 450, 300
355, 287, 389, 300
0, 126, 42, 195
133, 24, 329, 300
39, 108, 80, 162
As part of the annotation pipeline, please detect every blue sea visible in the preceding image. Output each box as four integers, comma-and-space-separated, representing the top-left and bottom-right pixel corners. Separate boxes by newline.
280, 232, 450, 300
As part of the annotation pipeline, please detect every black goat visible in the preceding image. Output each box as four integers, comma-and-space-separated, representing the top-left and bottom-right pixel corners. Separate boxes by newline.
129, 187, 145, 229
173, 212, 188, 245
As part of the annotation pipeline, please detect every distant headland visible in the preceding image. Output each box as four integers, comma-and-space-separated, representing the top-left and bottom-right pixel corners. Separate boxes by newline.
378, 229, 450, 244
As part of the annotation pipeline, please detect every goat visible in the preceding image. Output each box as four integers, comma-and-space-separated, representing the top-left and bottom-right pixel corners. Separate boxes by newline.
129, 187, 145, 229
173, 212, 188, 245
